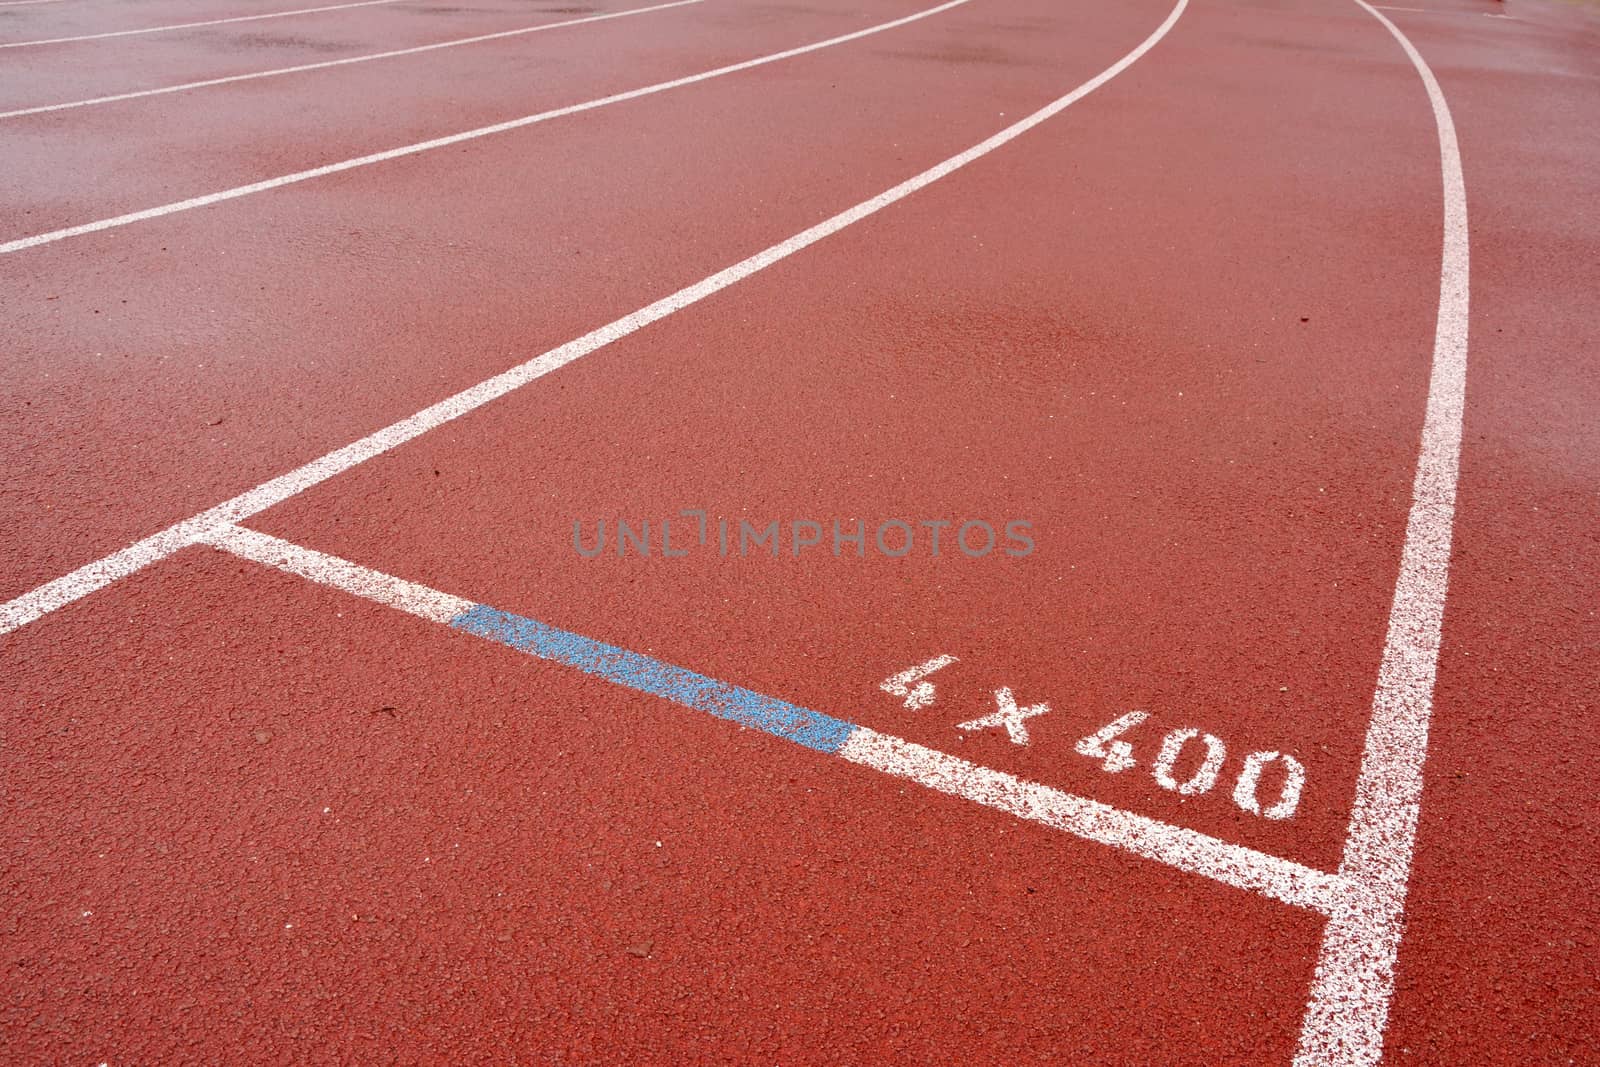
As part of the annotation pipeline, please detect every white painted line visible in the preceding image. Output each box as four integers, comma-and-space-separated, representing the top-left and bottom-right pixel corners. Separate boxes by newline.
0, 0, 702, 121
201, 523, 472, 622
0, 0, 973, 253
207, 522, 1344, 914
838, 728, 1344, 911
1293, 2, 1470, 1064
0, 0, 404, 49
0, 0, 1188, 636
0, 0, 71, 7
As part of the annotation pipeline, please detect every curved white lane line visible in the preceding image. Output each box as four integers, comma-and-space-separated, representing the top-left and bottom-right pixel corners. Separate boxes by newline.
0, 0, 974, 254
1293, 2, 1470, 1065
0, 0, 72, 7
0, 0, 1189, 635
0, 0, 703, 121
0, 0, 404, 49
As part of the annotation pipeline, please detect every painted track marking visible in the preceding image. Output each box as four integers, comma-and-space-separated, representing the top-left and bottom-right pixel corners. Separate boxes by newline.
1292, 1, 1470, 1063
202, 521, 1346, 914
0, 0, 406, 49
879, 653, 957, 710
0, 0, 976, 253
0, 0, 1469, 1057
0, 0, 704, 122
0, 0, 1189, 633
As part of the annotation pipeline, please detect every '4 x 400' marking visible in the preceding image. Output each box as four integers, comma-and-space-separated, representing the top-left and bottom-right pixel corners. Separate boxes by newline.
880, 655, 1305, 820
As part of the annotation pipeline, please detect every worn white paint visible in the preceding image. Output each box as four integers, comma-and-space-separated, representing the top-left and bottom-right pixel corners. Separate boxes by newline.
1074, 710, 1149, 773
839, 727, 1344, 913
956, 686, 1049, 745
1234, 751, 1305, 821
1152, 728, 1225, 796
879, 654, 958, 710
202, 524, 471, 622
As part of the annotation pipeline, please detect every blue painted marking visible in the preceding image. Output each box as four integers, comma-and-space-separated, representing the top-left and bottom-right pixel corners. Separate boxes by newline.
450, 604, 859, 754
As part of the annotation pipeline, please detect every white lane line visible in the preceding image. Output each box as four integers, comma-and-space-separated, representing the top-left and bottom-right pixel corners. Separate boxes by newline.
205, 521, 1343, 914
0, 0, 404, 49
837, 729, 1344, 911
0, 0, 702, 121
0, 0, 71, 7
0, 0, 1190, 641
0, 0, 974, 253
1293, 2, 1470, 1065
201, 523, 472, 622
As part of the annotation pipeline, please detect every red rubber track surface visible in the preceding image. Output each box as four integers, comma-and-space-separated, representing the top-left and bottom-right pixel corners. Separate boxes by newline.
0, 2, 702, 117
2, 0, 1597, 1062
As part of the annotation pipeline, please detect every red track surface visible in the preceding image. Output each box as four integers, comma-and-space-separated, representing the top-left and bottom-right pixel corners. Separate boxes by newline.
2, 0, 1596, 1062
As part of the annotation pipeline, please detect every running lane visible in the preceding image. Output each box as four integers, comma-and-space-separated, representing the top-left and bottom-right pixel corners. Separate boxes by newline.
0, 0, 690, 114
1355, 1, 1600, 1061
0, 0, 1156, 601
2, 0, 907, 227
2, 542, 1323, 1062
245, 0, 1444, 874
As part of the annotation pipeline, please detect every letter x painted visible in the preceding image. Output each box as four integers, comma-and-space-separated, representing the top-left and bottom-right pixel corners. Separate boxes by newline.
957, 687, 1050, 746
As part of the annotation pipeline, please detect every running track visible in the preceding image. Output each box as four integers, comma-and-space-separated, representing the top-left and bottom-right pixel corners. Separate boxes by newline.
2, 0, 1596, 1062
